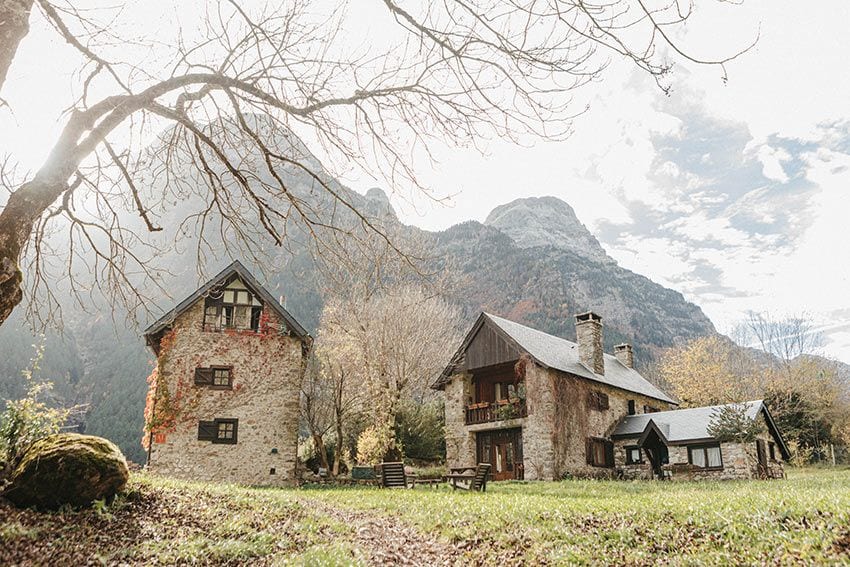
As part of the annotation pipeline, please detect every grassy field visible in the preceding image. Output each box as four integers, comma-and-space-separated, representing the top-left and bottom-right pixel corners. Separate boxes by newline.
2, 468, 849, 565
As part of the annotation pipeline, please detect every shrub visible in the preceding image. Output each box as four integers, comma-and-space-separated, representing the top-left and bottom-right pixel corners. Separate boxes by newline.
395, 400, 445, 462
411, 464, 446, 480
0, 344, 70, 466
356, 424, 401, 465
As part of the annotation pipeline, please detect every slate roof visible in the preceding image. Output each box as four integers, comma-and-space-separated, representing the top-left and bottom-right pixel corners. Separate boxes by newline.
142, 260, 309, 348
435, 312, 676, 404
612, 400, 790, 458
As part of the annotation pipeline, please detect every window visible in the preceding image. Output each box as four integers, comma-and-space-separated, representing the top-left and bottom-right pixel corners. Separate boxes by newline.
586, 437, 614, 468
213, 368, 232, 388
587, 391, 609, 411
688, 444, 722, 469
215, 419, 238, 444
197, 418, 238, 444
643, 405, 659, 413
627, 400, 636, 415
625, 446, 643, 464
768, 442, 776, 461
194, 366, 233, 389
203, 278, 263, 332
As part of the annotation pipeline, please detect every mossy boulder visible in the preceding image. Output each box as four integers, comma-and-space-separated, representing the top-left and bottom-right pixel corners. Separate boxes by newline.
3, 433, 129, 510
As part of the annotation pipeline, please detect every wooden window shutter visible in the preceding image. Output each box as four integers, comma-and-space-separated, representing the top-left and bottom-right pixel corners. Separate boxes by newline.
195, 367, 213, 385
599, 393, 609, 410
605, 440, 614, 468
198, 420, 216, 441
586, 438, 594, 465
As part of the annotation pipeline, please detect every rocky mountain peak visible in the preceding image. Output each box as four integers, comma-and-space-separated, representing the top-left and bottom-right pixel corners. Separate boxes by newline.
363, 187, 397, 220
484, 196, 612, 263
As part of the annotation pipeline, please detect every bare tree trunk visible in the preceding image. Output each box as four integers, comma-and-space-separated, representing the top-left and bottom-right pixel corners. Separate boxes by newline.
312, 433, 330, 473
333, 416, 344, 476
0, 175, 69, 325
0, 0, 34, 93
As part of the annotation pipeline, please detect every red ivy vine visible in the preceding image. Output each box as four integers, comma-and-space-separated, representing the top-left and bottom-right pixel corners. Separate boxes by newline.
141, 309, 284, 450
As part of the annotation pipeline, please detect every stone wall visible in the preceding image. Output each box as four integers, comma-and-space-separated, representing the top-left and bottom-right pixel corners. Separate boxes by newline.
613, 440, 652, 480
146, 300, 304, 486
521, 364, 555, 480
444, 372, 476, 471
550, 369, 673, 479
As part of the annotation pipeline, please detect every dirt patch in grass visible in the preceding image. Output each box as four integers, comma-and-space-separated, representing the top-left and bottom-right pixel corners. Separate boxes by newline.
834, 531, 850, 556
310, 499, 467, 566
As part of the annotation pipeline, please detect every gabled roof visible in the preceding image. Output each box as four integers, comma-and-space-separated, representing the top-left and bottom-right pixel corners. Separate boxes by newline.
434, 312, 676, 404
143, 260, 309, 348
612, 400, 791, 458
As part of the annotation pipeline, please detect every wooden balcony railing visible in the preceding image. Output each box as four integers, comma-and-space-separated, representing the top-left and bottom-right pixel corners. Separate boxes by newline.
465, 399, 527, 425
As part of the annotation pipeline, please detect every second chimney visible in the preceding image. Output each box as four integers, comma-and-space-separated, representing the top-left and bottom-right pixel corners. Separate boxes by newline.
614, 344, 634, 369
575, 311, 604, 375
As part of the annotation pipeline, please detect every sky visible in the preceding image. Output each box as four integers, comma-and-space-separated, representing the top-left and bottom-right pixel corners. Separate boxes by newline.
2, 1, 849, 363
374, 2, 850, 364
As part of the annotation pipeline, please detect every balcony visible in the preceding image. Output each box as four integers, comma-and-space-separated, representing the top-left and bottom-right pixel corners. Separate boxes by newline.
465, 399, 527, 425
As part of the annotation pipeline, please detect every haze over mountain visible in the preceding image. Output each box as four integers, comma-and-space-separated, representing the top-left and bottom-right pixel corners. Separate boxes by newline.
0, 123, 721, 463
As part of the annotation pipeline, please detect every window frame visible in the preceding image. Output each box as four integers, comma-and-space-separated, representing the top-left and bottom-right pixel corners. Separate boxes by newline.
687, 443, 723, 470
643, 405, 660, 413
625, 445, 643, 465
210, 366, 233, 390
768, 441, 776, 461
194, 366, 234, 390
586, 437, 614, 468
212, 418, 239, 445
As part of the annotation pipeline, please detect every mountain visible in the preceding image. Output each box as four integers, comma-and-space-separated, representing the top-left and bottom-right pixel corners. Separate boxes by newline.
0, 130, 718, 463
483, 196, 614, 264
434, 213, 715, 357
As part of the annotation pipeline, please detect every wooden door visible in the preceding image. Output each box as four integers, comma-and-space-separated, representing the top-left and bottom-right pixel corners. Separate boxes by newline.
756, 439, 768, 477
477, 428, 523, 480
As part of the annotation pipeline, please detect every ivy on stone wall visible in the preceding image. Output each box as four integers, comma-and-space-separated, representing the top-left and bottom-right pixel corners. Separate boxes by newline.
550, 372, 589, 479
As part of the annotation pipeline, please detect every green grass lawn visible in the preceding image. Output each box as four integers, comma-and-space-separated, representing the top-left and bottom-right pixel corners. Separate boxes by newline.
2, 468, 849, 565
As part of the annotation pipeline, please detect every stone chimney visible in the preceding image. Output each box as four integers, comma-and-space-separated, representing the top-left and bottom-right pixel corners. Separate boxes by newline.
614, 344, 634, 369
575, 311, 604, 375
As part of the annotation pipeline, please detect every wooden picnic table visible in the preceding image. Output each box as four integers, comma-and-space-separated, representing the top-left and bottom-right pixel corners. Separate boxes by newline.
449, 466, 476, 475
445, 471, 475, 490
413, 478, 443, 489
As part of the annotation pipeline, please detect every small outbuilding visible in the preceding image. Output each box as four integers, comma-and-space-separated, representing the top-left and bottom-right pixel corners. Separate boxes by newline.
611, 400, 789, 480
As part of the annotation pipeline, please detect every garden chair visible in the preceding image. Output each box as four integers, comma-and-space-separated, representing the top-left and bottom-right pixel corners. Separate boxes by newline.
379, 462, 413, 489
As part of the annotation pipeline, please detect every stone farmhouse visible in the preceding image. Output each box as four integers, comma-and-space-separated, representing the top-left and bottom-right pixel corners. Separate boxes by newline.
142, 261, 310, 485
435, 312, 788, 481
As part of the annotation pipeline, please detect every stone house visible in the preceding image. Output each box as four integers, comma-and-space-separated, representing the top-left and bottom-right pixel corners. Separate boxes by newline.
435, 312, 788, 481
142, 261, 310, 485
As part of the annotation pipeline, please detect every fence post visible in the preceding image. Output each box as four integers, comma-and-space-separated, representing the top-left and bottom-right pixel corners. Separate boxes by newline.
831, 444, 836, 467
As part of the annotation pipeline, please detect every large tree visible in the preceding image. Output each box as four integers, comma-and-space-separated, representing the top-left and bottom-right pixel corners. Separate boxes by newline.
318, 282, 464, 462
0, 0, 750, 327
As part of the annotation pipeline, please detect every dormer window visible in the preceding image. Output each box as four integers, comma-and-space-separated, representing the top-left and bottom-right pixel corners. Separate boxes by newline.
203, 277, 263, 332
